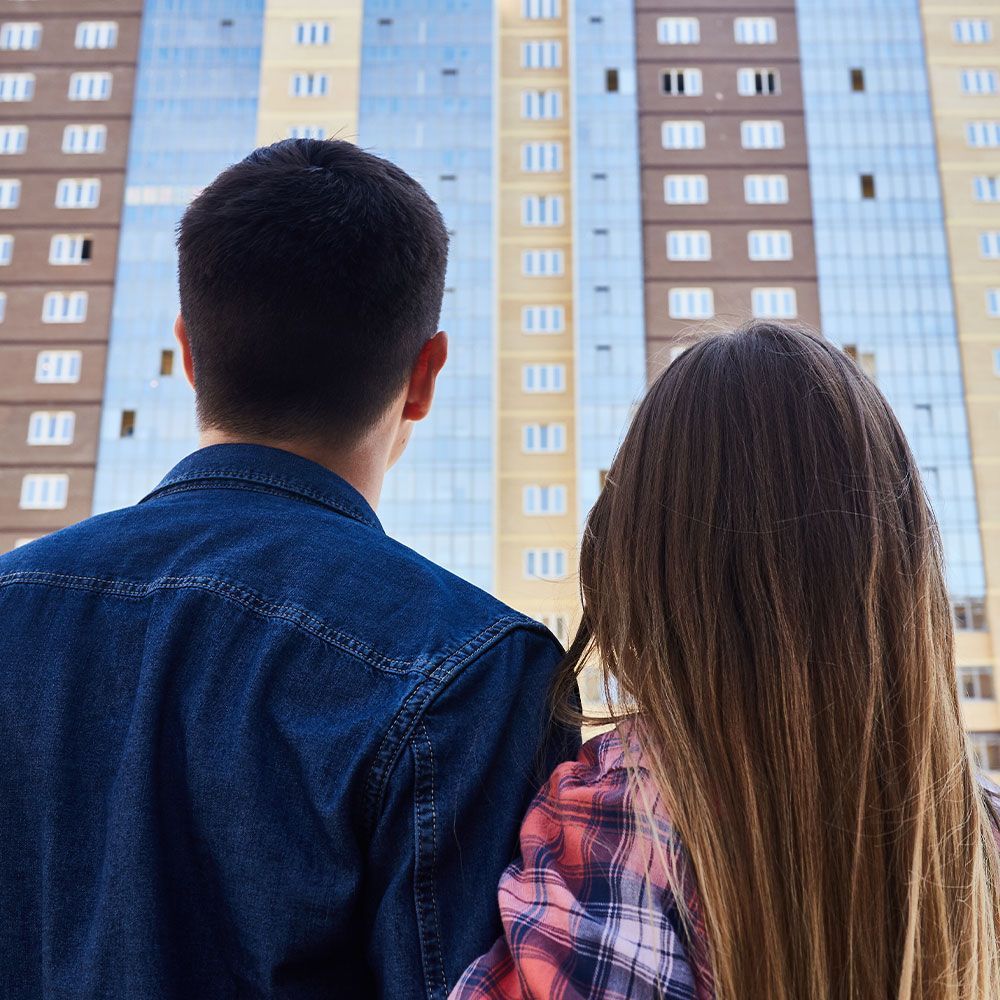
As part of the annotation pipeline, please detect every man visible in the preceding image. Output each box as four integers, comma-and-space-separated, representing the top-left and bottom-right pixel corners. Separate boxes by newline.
0, 139, 578, 999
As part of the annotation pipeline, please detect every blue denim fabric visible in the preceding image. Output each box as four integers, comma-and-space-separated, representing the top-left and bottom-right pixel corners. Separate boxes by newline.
0, 444, 579, 999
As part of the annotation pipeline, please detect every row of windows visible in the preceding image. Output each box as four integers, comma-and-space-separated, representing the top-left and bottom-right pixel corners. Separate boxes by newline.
665, 173, 789, 204
665, 229, 794, 262
0, 290, 88, 323
523, 484, 566, 515
0, 124, 107, 155
521, 195, 563, 226
667, 286, 799, 320
967, 121, 1000, 147
524, 548, 567, 581
661, 120, 786, 150
0, 177, 101, 209
657, 16, 778, 46
0, 21, 118, 51
661, 67, 781, 98
0, 71, 114, 103
0, 233, 94, 264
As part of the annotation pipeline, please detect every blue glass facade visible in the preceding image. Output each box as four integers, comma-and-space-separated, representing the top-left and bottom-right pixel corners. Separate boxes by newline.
356, 0, 494, 590
571, 1, 647, 526
92, 1, 264, 513
797, 0, 986, 600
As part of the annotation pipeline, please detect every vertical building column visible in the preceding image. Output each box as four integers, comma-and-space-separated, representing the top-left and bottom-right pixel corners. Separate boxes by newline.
495, 0, 580, 636
0, 3, 142, 552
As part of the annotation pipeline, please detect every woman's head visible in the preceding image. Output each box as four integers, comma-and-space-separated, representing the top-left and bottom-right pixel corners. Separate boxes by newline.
563, 321, 999, 999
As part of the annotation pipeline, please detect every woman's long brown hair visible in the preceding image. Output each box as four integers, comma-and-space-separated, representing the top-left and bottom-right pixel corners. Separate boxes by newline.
556, 321, 1000, 999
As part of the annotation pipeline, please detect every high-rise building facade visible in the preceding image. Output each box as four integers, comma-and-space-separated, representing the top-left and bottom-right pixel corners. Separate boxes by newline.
2, 0, 999, 753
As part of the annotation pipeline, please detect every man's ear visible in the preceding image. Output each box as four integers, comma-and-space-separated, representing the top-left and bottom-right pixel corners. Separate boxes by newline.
402, 331, 448, 423
174, 313, 196, 391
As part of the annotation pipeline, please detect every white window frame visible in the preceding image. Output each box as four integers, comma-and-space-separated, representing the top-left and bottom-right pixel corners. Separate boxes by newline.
522, 363, 566, 393
290, 73, 330, 97
36, 350, 82, 383
748, 229, 793, 261
987, 288, 1000, 317
666, 230, 711, 261
522, 0, 560, 19
0, 291, 6, 323
522, 305, 565, 333
523, 484, 567, 516
981, 232, 1000, 259
661, 68, 703, 96
42, 291, 88, 324
657, 16, 699, 45
737, 67, 780, 96
294, 21, 332, 45
521, 41, 562, 69
68, 72, 113, 102
521, 89, 562, 119
960, 667, 996, 700
668, 287, 714, 320
744, 173, 789, 203
521, 194, 564, 226
967, 121, 1000, 148
288, 125, 326, 139
0, 125, 28, 155
49, 234, 90, 265
62, 124, 107, 154
661, 120, 706, 149
0, 22, 41, 50
522, 422, 567, 453
27, 411, 75, 446
523, 548, 567, 581
974, 176, 1000, 201
55, 177, 101, 208
0, 178, 20, 209
970, 732, 1000, 771
741, 120, 785, 149
75, 21, 118, 50
19, 474, 69, 511
0, 72, 34, 102
0, 233, 12, 266
961, 69, 999, 95
953, 19, 993, 45
734, 16, 777, 44
752, 286, 798, 319
522, 249, 565, 276
521, 141, 562, 172
664, 174, 708, 204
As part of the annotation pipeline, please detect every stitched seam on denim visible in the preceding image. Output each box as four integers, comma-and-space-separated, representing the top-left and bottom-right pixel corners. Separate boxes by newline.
413, 722, 447, 999
0, 570, 433, 676
362, 618, 524, 830
142, 473, 378, 528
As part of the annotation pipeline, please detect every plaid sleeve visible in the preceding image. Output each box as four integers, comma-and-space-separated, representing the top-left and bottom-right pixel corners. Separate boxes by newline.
449, 730, 713, 1000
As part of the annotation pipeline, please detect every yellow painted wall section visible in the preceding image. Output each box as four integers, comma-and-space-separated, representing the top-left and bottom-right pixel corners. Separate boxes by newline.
256, 0, 363, 147
921, 1, 1000, 737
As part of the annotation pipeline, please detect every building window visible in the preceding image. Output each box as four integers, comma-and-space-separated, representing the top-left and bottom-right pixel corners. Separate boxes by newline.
522, 363, 566, 393
288, 125, 326, 139
294, 21, 331, 45
19, 474, 69, 511
661, 120, 706, 149
0, 291, 5, 322
0, 22, 41, 50
737, 67, 780, 96
0, 179, 20, 209
523, 0, 560, 19
0, 72, 34, 102
954, 597, 988, 631
521, 141, 562, 172
62, 125, 107, 154
49, 234, 93, 265
657, 16, 699, 45
523, 484, 567, 515
27, 411, 75, 446
668, 287, 714, 319
0, 125, 28, 154
961, 666, 997, 700
120, 410, 136, 438
734, 17, 777, 44
521, 41, 561, 69
68, 72, 113, 102
524, 548, 567, 581
953, 19, 993, 45
76, 21, 118, 49
0, 234, 13, 265
290, 73, 329, 97
539, 613, 569, 645
522, 305, 565, 333
994, 348, 1000, 375
967, 121, 1000, 147
55, 178, 100, 208
843, 344, 877, 377
523, 423, 567, 453
522, 195, 564, 226
605, 68, 619, 92
667, 229, 711, 261
961, 69, 999, 95
980, 231, 1000, 258
36, 350, 82, 383
861, 174, 876, 199
970, 732, 1000, 772
521, 89, 562, 119
160, 349, 175, 376
851, 68, 865, 92
987, 289, 1000, 317
664, 174, 708, 204
748, 230, 792, 260
974, 176, 1000, 201
744, 173, 788, 203
752, 287, 798, 318
741, 120, 785, 149
42, 291, 88, 324
661, 68, 703, 96
522, 250, 564, 276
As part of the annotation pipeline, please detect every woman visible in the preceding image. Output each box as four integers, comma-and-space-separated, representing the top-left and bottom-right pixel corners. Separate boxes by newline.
453, 322, 1000, 1000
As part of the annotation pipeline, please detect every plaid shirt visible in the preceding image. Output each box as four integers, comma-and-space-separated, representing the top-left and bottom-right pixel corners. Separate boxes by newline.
450, 724, 714, 1000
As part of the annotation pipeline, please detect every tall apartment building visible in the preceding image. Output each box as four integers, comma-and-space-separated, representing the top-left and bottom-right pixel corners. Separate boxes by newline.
1, 0, 999, 756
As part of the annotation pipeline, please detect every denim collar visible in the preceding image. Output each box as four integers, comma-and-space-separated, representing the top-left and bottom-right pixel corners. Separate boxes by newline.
141, 443, 384, 532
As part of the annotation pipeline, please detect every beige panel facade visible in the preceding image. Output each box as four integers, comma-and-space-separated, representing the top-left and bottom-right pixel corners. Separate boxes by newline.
921, 2, 1000, 740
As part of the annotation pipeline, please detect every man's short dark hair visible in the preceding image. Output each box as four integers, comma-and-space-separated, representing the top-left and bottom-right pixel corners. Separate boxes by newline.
177, 139, 449, 442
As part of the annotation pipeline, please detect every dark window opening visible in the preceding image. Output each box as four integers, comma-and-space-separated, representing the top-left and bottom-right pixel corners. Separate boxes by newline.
220, 19, 234, 28
851, 68, 865, 92
80, 238, 93, 261
378, 17, 393, 26
589, 15, 603, 23
439, 174, 457, 181
754, 70, 780, 96
442, 68, 458, 76
159, 349, 174, 376
592, 172, 607, 180
120, 410, 136, 438
663, 72, 684, 95
605, 68, 619, 92
861, 173, 876, 199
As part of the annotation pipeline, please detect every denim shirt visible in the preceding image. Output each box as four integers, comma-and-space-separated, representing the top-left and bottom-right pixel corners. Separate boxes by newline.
0, 444, 579, 1000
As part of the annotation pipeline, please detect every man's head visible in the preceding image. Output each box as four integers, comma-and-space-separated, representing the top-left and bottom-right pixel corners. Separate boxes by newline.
176, 139, 449, 457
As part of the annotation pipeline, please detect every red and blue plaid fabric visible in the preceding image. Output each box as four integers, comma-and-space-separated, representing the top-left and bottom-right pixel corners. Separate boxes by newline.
450, 724, 714, 1000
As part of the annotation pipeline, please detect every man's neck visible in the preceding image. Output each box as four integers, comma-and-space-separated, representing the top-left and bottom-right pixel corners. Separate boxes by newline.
198, 429, 387, 510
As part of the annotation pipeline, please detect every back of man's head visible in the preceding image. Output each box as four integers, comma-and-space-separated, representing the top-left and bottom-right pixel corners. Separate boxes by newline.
177, 139, 449, 444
